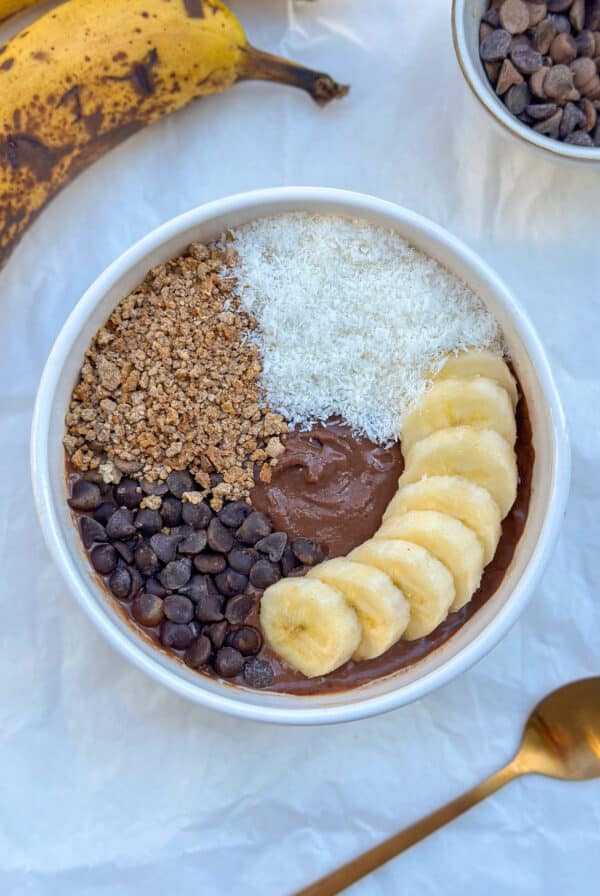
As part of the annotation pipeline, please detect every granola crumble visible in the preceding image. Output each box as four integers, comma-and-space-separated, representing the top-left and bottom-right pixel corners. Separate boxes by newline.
64, 242, 287, 508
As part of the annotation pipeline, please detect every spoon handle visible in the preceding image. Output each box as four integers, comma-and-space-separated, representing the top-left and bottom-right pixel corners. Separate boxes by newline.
293, 760, 521, 896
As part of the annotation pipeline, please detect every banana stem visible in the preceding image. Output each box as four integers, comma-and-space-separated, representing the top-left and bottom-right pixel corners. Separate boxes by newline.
239, 45, 349, 106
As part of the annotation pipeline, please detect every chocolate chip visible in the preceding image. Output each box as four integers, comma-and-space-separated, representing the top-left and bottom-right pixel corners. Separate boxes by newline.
127, 565, 144, 599
549, 31, 577, 63
243, 657, 274, 689
94, 501, 118, 525
236, 512, 272, 545
207, 518, 235, 553
570, 0, 585, 32
195, 593, 224, 623
163, 594, 194, 623
570, 56, 596, 89
160, 496, 182, 527
80, 516, 107, 548
480, 28, 512, 61
496, 57, 524, 93
109, 566, 132, 599
499, 0, 530, 35
132, 592, 164, 627
90, 543, 117, 574
115, 478, 143, 509
224, 593, 254, 624
145, 577, 168, 598
511, 43, 543, 73
182, 500, 212, 530
215, 567, 248, 598
565, 128, 594, 142
291, 537, 322, 566
547, 0, 571, 11
560, 100, 586, 135
249, 558, 280, 589
106, 508, 136, 540
549, 12, 570, 33
228, 546, 258, 574
194, 552, 227, 574
113, 540, 135, 565
214, 646, 244, 678
483, 7, 501, 27
177, 530, 208, 556
134, 542, 160, 577
204, 620, 228, 649
134, 507, 163, 536
160, 620, 195, 649
69, 479, 102, 511
525, 101, 559, 118
179, 574, 209, 602
575, 29, 595, 57
150, 532, 181, 564
504, 84, 531, 115
166, 470, 193, 498
141, 478, 169, 496
184, 634, 212, 668
544, 63, 579, 101
534, 18, 556, 54
280, 546, 297, 576
227, 626, 262, 656
159, 558, 192, 590
255, 532, 287, 562
533, 107, 564, 134
218, 500, 251, 528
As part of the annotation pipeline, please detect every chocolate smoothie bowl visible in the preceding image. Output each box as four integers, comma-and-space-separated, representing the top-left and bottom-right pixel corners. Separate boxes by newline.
32, 189, 568, 724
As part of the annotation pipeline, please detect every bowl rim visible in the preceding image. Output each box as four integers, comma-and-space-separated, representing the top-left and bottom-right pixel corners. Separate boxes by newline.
31, 186, 571, 725
451, 0, 600, 164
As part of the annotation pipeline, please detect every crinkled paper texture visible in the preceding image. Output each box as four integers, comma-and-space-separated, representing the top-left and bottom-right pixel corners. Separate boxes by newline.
0, 1, 598, 894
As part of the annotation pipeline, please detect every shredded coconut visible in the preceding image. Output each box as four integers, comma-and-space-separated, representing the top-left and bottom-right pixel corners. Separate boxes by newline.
231, 214, 504, 444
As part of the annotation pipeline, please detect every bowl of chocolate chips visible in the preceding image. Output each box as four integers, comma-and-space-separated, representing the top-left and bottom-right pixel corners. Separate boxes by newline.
453, 0, 600, 161
31, 187, 569, 725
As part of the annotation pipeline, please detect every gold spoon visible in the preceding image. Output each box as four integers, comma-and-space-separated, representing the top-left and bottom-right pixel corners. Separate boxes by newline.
294, 677, 600, 896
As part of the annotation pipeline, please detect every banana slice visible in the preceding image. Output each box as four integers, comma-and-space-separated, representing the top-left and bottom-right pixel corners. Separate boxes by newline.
377, 511, 484, 611
401, 377, 516, 453
307, 558, 410, 661
383, 476, 502, 565
260, 578, 361, 678
349, 539, 455, 640
400, 426, 518, 518
435, 350, 518, 408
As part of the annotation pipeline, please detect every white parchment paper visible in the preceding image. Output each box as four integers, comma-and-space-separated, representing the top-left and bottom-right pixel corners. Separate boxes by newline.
0, 1, 598, 894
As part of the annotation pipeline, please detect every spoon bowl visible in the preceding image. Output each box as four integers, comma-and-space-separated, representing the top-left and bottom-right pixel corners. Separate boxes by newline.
519, 678, 600, 782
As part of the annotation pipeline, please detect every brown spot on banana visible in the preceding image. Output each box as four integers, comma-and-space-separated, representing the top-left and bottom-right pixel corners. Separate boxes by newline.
0, 0, 348, 270
183, 0, 205, 18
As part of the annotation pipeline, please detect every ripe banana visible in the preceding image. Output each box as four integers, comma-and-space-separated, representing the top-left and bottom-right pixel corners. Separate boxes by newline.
260, 577, 361, 678
377, 510, 484, 611
0, 0, 348, 268
401, 376, 517, 454
349, 539, 455, 641
307, 558, 410, 661
400, 426, 518, 518
435, 350, 519, 408
383, 476, 502, 565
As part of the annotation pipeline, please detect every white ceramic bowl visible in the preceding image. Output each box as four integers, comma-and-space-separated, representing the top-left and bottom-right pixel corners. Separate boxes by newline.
31, 187, 570, 725
452, 0, 600, 164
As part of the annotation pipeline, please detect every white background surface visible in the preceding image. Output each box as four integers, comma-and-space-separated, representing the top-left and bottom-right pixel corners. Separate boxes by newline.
1, 1, 599, 894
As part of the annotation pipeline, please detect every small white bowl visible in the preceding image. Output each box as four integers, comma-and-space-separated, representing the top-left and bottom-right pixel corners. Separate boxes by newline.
31, 187, 570, 725
452, 0, 600, 164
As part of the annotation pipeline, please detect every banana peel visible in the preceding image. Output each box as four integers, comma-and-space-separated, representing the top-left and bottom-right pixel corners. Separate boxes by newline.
0, 0, 348, 268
